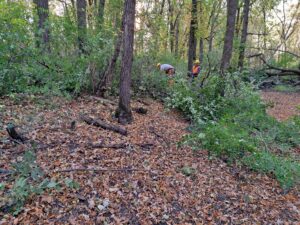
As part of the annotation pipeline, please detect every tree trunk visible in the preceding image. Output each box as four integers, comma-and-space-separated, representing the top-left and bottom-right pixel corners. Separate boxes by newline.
116, 0, 136, 125
98, 0, 105, 28
174, 19, 179, 57
238, 0, 250, 69
77, 0, 87, 54
187, 0, 198, 71
199, 38, 204, 65
168, 0, 175, 53
235, 3, 241, 36
220, 0, 238, 73
97, 14, 124, 97
34, 0, 50, 52
208, 0, 221, 52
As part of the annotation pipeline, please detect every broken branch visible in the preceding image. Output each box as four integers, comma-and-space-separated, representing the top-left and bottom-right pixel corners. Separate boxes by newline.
54, 167, 144, 173
80, 115, 127, 136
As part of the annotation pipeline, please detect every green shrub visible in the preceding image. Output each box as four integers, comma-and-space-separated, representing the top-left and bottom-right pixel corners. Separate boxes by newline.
0, 151, 60, 215
167, 71, 300, 189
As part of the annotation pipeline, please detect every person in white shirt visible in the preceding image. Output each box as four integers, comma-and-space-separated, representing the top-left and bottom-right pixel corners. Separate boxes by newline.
157, 63, 175, 77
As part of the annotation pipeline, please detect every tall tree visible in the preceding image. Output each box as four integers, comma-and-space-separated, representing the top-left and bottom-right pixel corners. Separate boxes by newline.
34, 0, 50, 52
77, 0, 87, 54
238, 0, 250, 69
97, 13, 125, 97
208, 0, 222, 52
116, 0, 136, 124
98, 0, 106, 27
198, 0, 204, 65
188, 0, 198, 71
220, 0, 238, 73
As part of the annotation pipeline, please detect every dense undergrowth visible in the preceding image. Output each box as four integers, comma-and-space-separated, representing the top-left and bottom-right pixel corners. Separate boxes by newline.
165, 71, 300, 190
130, 54, 300, 189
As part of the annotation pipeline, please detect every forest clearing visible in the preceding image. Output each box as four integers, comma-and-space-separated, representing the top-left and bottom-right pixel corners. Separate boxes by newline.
0, 92, 299, 224
1, 0, 300, 223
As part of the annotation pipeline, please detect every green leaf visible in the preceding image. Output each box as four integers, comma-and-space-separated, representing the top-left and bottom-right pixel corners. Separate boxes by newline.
64, 178, 80, 189
0, 183, 5, 191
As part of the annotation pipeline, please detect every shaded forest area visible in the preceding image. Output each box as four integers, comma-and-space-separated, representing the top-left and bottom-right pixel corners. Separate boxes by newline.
0, 0, 300, 223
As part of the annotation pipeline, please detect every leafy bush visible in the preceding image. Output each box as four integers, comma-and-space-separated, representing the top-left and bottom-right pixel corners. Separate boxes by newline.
0, 146, 83, 216
0, 0, 114, 97
0, 151, 60, 215
167, 71, 300, 189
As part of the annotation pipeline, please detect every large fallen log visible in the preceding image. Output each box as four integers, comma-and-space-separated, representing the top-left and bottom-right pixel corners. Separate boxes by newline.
249, 53, 300, 77
80, 115, 127, 136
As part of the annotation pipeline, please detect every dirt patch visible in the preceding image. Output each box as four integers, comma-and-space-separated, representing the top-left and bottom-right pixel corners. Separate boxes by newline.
261, 91, 300, 121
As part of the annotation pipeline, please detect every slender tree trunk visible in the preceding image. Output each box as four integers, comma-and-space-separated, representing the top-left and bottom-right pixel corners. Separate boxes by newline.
198, 0, 204, 64
199, 38, 204, 65
263, 6, 267, 51
116, 0, 136, 125
34, 0, 50, 52
160, 0, 166, 15
77, 0, 87, 54
235, 3, 241, 36
187, 0, 198, 71
174, 19, 179, 57
208, 0, 221, 52
238, 0, 250, 69
168, 0, 175, 53
97, 14, 124, 97
220, 0, 238, 73
98, 0, 105, 28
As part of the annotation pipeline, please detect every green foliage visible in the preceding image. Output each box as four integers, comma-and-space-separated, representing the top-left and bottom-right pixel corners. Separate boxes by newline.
0, 150, 59, 215
64, 178, 80, 190
0, 0, 115, 97
181, 166, 196, 177
243, 151, 300, 189
167, 71, 300, 189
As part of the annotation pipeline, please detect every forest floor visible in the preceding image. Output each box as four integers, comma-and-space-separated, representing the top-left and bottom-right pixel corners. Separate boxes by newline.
0, 91, 300, 224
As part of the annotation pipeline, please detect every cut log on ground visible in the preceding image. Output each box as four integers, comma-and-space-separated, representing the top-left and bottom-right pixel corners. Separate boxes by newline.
80, 115, 127, 136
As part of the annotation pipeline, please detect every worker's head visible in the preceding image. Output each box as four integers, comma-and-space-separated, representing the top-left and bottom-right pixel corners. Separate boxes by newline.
194, 60, 200, 65
156, 63, 161, 69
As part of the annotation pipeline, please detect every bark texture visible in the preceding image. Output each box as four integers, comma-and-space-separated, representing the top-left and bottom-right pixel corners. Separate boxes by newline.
77, 0, 87, 54
34, 0, 50, 52
98, 0, 106, 27
238, 0, 250, 69
220, 0, 238, 73
117, 0, 136, 125
187, 0, 198, 71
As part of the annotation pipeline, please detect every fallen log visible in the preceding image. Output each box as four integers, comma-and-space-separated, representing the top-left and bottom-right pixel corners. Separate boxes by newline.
89, 142, 127, 149
80, 115, 127, 136
89, 96, 117, 105
257, 54, 300, 76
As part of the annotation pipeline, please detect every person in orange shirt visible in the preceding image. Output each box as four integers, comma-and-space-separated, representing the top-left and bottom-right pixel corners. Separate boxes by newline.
191, 60, 200, 79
